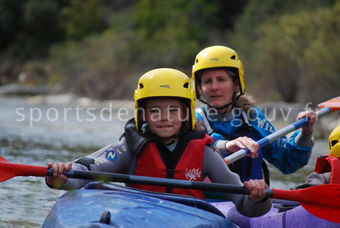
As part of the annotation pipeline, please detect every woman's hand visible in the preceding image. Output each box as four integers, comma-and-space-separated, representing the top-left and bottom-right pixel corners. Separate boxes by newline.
45, 162, 72, 188
296, 110, 317, 136
244, 179, 268, 202
225, 137, 259, 158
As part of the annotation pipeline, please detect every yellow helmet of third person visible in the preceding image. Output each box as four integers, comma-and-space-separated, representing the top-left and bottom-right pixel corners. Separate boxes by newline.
192, 45, 245, 97
329, 125, 340, 157
134, 68, 196, 132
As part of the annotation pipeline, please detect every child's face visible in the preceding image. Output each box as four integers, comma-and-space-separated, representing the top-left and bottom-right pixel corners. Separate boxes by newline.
145, 99, 186, 138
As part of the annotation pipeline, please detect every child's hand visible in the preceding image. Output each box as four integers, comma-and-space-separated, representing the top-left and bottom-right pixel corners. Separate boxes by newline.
45, 162, 72, 188
244, 179, 268, 202
226, 137, 259, 158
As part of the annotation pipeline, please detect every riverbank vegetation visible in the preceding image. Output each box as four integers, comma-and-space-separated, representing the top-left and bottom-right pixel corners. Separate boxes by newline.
0, 0, 339, 103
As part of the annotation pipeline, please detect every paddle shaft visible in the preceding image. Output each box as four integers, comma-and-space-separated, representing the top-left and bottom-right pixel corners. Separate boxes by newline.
49, 169, 340, 208
2, 159, 340, 223
52, 169, 340, 210
2, 157, 340, 206
224, 107, 332, 165
0, 160, 246, 194
0, 159, 318, 199
56, 169, 249, 195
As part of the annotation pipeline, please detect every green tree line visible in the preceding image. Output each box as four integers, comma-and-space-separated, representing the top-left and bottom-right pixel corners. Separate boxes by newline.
0, 0, 339, 103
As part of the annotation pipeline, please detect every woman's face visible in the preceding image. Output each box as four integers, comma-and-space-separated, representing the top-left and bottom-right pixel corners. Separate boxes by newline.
198, 69, 239, 109
145, 99, 186, 139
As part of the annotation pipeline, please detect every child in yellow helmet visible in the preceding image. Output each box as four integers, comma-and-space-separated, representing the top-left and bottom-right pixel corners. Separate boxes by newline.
46, 68, 271, 217
329, 125, 340, 157
299, 125, 340, 186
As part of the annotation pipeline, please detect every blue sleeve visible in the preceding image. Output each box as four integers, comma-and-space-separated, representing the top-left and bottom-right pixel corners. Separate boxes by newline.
210, 133, 225, 142
263, 131, 311, 174
252, 107, 312, 174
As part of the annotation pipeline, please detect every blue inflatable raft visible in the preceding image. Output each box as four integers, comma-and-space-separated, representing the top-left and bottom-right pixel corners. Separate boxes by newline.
43, 182, 238, 228
44, 182, 340, 228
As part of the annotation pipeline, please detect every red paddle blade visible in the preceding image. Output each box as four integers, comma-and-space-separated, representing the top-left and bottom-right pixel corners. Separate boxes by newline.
301, 202, 340, 223
318, 96, 340, 111
0, 156, 8, 162
272, 184, 340, 223
0, 156, 15, 182
0, 156, 48, 182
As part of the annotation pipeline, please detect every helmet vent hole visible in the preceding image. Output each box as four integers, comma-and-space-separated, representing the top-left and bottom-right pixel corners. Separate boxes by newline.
331, 140, 338, 147
183, 82, 189, 88
139, 83, 144, 89
230, 55, 236, 60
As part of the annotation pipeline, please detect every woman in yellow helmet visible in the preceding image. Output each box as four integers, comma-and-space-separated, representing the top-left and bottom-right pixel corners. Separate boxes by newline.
300, 125, 340, 186
45, 68, 271, 217
193, 45, 317, 184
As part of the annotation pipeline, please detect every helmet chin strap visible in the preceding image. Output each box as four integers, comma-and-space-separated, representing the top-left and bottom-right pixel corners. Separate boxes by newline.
199, 93, 241, 113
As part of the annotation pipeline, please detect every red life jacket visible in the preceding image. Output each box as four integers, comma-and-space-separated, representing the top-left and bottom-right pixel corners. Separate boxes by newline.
314, 154, 340, 184
131, 134, 213, 199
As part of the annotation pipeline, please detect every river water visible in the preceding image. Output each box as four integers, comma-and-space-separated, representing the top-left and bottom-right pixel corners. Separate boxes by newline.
0, 96, 329, 227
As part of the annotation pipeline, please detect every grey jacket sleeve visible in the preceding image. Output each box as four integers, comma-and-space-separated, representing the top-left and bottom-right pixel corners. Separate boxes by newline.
305, 172, 330, 185
202, 146, 272, 217
62, 137, 133, 190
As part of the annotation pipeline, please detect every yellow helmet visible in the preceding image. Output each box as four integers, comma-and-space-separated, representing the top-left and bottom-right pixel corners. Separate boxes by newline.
329, 125, 340, 157
134, 68, 196, 132
192, 45, 245, 96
